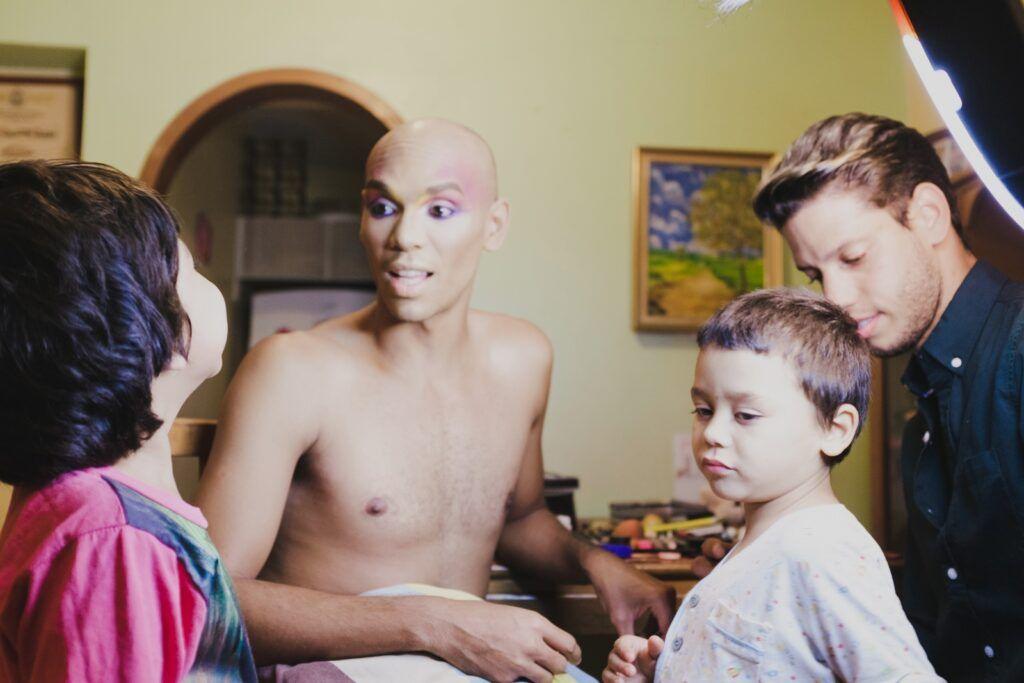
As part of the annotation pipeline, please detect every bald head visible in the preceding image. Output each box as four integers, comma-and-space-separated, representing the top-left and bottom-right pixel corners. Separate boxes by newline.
366, 119, 498, 202
359, 118, 512, 324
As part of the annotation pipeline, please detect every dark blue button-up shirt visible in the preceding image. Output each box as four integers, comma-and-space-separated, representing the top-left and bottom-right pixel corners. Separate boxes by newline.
901, 260, 1024, 682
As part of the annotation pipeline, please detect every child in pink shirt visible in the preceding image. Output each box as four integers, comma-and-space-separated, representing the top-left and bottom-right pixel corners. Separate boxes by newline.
0, 160, 256, 681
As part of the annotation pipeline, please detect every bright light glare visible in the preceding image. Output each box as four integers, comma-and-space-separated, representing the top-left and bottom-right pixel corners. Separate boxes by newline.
903, 34, 1024, 229
932, 70, 962, 112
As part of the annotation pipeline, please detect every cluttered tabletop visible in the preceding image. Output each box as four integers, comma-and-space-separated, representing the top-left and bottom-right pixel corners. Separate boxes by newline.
486, 500, 731, 635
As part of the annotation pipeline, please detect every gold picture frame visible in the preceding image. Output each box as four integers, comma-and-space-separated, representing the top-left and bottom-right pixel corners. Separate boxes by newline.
633, 147, 783, 332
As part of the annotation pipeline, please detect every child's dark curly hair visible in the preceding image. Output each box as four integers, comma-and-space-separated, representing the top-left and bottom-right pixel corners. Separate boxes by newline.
0, 160, 189, 486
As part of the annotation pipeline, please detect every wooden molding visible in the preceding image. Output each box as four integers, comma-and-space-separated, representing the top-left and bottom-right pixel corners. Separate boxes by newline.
139, 67, 403, 192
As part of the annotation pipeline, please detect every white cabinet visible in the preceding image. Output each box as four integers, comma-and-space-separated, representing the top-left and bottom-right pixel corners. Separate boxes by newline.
232, 213, 371, 297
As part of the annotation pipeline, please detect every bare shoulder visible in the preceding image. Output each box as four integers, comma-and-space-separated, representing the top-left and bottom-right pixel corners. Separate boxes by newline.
237, 310, 373, 387
217, 332, 327, 439
469, 310, 553, 374
215, 312, 376, 455
236, 329, 330, 388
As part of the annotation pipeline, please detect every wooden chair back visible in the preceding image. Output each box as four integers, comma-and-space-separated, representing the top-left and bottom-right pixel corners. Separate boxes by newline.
169, 418, 217, 472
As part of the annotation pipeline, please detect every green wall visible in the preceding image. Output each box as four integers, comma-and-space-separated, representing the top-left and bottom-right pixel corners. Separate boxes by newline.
0, 0, 937, 526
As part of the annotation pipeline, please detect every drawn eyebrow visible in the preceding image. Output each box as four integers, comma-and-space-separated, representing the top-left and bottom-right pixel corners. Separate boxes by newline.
426, 181, 463, 195
362, 179, 392, 194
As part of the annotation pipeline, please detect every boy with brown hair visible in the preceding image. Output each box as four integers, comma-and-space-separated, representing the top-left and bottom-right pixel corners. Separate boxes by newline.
604, 288, 939, 682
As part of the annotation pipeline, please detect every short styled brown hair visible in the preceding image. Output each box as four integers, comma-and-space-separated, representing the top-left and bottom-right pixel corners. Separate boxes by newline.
697, 287, 870, 465
753, 113, 963, 239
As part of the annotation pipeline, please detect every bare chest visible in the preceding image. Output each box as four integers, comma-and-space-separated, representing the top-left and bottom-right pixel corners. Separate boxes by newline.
291, 383, 533, 546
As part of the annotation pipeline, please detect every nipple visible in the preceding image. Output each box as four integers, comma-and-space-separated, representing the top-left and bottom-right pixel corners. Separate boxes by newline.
365, 497, 389, 516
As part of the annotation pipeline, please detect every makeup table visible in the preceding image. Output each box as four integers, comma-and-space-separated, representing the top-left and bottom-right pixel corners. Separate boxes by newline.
487, 558, 698, 675
486, 558, 697, 636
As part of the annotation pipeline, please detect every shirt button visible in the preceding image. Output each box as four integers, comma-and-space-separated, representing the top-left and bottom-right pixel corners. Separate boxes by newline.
688, 594, 700, 608
947, 567, 958, 580
922, 431, 931, 445
951, 357, 963, 369
673, 636, 684, 652
984, 645, 995, 658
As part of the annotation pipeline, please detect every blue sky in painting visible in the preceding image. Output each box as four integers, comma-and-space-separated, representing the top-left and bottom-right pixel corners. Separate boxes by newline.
648, 161, 760, 252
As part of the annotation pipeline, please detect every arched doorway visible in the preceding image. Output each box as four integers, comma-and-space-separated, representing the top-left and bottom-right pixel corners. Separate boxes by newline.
140, 67, 402, 193
140, 68, 401, 432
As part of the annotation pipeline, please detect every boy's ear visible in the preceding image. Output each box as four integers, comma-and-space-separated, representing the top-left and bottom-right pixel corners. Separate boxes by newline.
483, 197, 511, 252
821, 403, 860, 459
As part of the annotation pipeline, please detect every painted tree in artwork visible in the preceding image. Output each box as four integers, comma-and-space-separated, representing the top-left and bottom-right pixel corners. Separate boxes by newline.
690, 169, 762, 292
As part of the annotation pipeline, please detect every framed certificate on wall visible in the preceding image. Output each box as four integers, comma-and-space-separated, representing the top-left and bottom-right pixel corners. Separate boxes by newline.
0, 77, 82, 162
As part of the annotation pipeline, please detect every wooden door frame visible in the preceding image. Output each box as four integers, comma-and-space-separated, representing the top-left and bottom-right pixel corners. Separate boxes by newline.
139, 67, 402, 193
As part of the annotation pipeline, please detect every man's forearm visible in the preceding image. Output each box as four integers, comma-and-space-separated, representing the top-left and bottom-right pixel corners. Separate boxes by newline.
496, 507, 601, 585
499, 506, 678, 636
235, 578, 445, 665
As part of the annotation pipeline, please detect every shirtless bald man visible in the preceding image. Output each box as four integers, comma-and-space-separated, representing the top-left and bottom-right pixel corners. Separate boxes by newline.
196, 119, 674, 682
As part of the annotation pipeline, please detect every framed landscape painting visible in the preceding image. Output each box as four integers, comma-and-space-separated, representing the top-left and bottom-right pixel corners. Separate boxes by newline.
633, 147, 783, 331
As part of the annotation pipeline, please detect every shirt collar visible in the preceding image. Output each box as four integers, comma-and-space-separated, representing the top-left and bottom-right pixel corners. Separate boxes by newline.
902, 260, 1006, 397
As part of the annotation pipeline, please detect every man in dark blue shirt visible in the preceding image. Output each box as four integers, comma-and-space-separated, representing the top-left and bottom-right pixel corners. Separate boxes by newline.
753, 113, 1024, 682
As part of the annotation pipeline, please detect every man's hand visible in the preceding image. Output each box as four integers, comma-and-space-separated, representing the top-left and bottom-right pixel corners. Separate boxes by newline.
584, 550, 676, 636
602, 634, 664, 683
690, 538, 732, 579
426, 599, 581, 683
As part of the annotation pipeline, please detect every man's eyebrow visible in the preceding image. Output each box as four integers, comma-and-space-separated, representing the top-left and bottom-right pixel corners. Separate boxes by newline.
800, 240, 858, 270
426, 181, 463, 195
362, 179, 392, 194
690, 386, 708, 399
